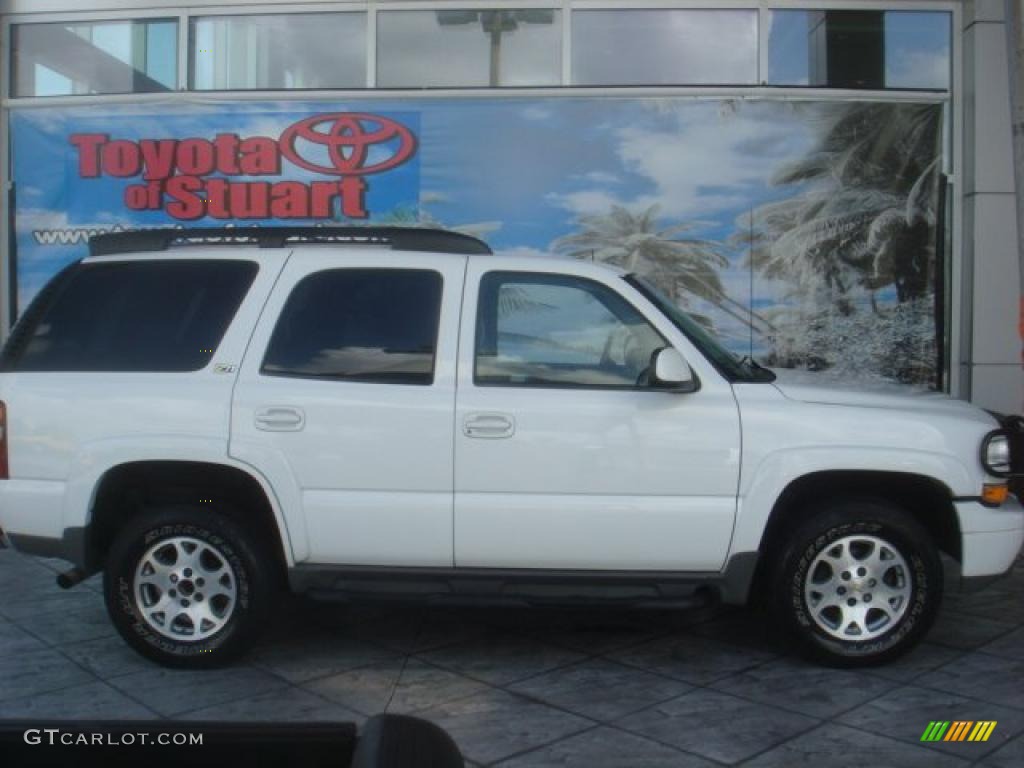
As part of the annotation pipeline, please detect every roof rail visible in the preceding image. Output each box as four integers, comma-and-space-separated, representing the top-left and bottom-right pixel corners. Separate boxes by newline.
88, 226, 493, 257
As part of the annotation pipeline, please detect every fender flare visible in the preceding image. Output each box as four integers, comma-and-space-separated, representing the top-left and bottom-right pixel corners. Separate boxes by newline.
63, 436, 305, 566
730, 446, 965, 556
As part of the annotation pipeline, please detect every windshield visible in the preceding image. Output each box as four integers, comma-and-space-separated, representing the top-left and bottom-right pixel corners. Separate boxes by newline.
624, 274, 774, 383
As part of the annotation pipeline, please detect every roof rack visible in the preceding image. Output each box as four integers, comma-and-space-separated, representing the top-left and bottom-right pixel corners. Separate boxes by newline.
88, 226, 493, 257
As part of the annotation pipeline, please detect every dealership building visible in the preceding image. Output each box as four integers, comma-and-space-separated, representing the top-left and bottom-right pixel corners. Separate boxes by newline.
0, 0, 1020, 413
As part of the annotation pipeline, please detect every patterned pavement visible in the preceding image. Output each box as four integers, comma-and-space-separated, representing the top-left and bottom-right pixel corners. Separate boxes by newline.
1, 546, 1022, 767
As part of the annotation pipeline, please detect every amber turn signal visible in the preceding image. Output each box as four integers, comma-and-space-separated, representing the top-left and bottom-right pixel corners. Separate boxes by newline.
982, 484, 1009, 505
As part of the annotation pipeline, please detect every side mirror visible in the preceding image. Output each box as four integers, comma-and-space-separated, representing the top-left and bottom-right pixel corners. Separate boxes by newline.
651, 347, 697, 392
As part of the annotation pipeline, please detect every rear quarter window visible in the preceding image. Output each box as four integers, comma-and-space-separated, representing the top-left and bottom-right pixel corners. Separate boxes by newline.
0, 259, 257, 372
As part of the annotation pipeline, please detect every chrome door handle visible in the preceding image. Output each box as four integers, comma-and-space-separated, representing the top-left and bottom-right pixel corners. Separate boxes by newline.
463, 413, 515, 439
255, 407, 305, 431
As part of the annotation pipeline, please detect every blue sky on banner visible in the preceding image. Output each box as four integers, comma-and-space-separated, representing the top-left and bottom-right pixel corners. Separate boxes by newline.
12, 97, 817, 352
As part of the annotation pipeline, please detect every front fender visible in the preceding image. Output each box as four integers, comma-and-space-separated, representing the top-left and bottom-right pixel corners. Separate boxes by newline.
729, 446, 967, 555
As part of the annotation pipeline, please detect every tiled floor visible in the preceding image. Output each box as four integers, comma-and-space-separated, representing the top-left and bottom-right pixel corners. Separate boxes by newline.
1, 547, 1022, 767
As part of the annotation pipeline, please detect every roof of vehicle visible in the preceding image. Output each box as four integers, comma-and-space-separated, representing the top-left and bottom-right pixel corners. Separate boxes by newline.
88, 226, 493, 257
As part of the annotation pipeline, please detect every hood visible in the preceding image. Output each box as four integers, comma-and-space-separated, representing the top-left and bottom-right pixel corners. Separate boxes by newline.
769, 368, 989, 418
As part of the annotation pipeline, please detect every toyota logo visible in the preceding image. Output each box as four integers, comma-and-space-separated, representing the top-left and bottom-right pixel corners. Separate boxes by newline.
279, 113, 417, 176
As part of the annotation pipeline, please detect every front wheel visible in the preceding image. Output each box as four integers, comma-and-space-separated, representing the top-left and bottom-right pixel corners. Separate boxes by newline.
771, 499, 943, 667
103, 507, 270, 668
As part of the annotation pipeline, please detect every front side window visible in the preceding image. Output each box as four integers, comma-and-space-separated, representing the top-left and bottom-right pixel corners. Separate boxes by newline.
12, 19, 178, 97
475, 272, 665, 389
262, 269, 443, 385
190, 13, 366, 90
2, 260, 256, 372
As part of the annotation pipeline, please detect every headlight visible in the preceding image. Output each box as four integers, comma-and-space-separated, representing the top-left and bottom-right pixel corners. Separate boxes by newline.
981, 432, 1011, 477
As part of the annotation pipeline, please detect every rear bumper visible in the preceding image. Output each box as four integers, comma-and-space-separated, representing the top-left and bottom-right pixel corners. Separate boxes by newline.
956, 496, 1024, 580
4, 530, 85, 566
0, 478, 84, 565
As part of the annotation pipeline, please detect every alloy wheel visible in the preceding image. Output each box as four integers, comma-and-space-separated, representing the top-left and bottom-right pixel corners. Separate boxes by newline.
803, 534, 912, 641
133, 536, 238, 641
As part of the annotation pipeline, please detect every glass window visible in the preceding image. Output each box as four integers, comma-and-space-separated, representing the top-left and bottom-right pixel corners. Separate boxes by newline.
768, 10, 951, 90
2, 260, 257, 372
12, 20, 177, 97
191, 13, 366, 90
885, 12, 952, 90
377, 9, 561, 88
572, 10, 758, 86
475, 272, 666, 389
262, 269, 443, 385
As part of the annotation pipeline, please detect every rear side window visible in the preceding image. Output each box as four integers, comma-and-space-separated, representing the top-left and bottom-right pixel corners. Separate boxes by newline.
2, 260, 257, 372
261, 268, 443, 385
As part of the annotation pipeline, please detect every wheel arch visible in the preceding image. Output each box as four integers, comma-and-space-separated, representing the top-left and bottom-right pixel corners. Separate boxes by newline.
757, 470, 961, 566
84, 459, 293, 583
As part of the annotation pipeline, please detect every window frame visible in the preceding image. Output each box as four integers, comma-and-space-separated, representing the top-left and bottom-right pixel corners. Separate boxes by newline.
0, 3, 961, 98
473, 270, 677, 392
259, 266, 446, 387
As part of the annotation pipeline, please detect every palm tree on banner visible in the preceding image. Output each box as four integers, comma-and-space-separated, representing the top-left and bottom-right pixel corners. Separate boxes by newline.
553, 204, 775, 334
744, 101, 943, 306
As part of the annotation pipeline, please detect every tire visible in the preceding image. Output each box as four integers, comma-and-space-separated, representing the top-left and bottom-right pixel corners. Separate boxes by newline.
103, 506, 271, 668
770, 498, 943, 667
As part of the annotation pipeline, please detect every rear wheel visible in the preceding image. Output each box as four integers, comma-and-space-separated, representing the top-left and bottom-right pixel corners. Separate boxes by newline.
771, 498, 943, 666
103, 506, 270, 668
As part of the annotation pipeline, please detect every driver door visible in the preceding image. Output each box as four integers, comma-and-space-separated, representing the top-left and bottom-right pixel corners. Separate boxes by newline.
454, 265, 741, 572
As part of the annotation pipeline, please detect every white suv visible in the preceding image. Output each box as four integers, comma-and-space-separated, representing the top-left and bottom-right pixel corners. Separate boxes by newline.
0, 227, 1020, 668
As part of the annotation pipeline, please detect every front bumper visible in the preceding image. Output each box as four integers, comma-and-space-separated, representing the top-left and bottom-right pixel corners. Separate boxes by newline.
956, 496, 1024, 580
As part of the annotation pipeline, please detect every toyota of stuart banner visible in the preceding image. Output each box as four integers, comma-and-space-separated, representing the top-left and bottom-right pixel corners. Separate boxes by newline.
11, 97, 944, 387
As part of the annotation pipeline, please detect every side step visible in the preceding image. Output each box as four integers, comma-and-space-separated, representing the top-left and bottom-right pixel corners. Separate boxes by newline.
293, 564, 720, 609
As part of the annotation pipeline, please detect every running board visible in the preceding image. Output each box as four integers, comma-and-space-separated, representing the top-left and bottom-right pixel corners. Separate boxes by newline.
288, 561, 758, 608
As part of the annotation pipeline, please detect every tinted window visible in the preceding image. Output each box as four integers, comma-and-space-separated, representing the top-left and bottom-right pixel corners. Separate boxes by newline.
377, 9, 561, 87
191, 13, 366, 90
262, 269, 443, 385
3, 260, 257, 372
12, 20, 177, 97
475, 272, 665, 389
572, 10, 757, 86
768, 10, 951, 90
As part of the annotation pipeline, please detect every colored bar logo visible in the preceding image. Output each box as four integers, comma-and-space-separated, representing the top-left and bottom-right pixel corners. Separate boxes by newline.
921, 721, 997, 742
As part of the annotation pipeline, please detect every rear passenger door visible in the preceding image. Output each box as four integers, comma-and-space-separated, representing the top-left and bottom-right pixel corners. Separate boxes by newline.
230, 250, 465, 567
